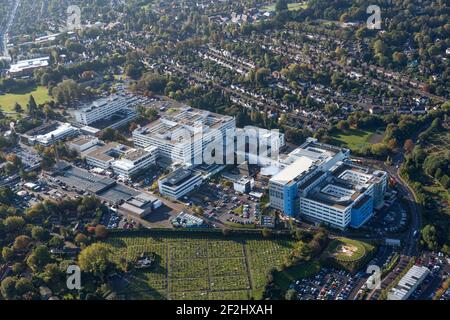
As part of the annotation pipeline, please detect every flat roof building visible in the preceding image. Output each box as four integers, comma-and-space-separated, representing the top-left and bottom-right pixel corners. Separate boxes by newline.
22, 121, 79, 147
9, 56, 49, 76
269, 138, 387, 229
388, 265, 430, 300
119, 193, 162, 218
68, 136, 99, 153
85, 142, 158, 179
75, 95, 139, 127
133, 104, 235, 165
158, 167, 203, 200
235, 125, 285, 166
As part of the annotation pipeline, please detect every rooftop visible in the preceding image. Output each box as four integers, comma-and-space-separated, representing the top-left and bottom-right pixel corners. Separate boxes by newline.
389, 265, 430, 300
86, 142, 120, 163
271, 156, 314, 185
9, 56, 49, 73
134, 104, 234, 145
78, 95, 125, 113
69, 136, 98, 147
162, 168, 200, 187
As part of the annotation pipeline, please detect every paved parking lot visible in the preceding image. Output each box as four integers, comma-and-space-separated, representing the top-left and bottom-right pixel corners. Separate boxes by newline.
290, 267, 361, 300
189, 182, 262, 227
365, 201, 408, 235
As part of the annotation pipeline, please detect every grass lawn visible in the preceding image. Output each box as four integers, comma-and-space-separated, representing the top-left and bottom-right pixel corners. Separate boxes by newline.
325, 238, 367, 262
273, 260, 321, 292
262, 2, 308, 12
322, 237, 375, 272
329, 128, 384, 151
0, 86, 52, 112
106, 233, 295, 300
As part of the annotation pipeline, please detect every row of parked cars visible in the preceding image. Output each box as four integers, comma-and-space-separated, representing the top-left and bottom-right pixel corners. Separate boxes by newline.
291, 268, 358, 300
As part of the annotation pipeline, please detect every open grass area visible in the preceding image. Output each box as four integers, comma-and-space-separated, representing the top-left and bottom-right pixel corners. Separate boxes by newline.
106, 233, 296, 300
262, 2, 308, 12
322, 237, 375, 272
0, 86, 52, 113
325, 238, 366, 262
329, 128, 384, 151
272, 260, 321, 292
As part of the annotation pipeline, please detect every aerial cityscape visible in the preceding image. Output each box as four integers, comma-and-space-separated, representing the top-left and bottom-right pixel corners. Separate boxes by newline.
0, 0, 448, 304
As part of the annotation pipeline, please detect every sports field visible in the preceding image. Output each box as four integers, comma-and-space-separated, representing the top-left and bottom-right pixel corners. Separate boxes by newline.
262, 2, 308, 12
329, 128, 384, 151
0, 86, 52, 112
106, 233, 298, 300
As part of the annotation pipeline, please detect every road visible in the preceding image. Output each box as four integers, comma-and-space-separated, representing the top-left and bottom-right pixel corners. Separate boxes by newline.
0, 0, 20, 59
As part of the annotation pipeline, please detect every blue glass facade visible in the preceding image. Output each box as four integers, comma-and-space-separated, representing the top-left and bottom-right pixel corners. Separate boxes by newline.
283, 183, 299, 217
350, 196, 374, 228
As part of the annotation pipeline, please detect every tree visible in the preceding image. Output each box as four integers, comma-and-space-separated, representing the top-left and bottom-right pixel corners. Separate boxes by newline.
3, 216, 25, 234
27, 95, 38, 117
275, 0, 288, 12
255, 68, 271, 85
129, 122, 138, 133
373, 40, 387, 55
392, 52, 406, 66
421, 225, 439, 251
78, 243, 113, 279
48, 236, 64, 248
262, 228, 272, 238
11, 262, 26, 275
31, 226, 49, 241
1, 277, 17, 300
51, 79, 85, 106
94, 224, 108, 239
125, 63, 143, 80
285, 288, 297, 300
387, 138, 397, 150
14, 278, 34, 296
14, 102, 23, 113
337, 120, 349, 131
75, 233, 89, 246
43, 263, 64, 285
2, 247, 14, 262
27, 245, 52, 272
13, 235, 31, 251
371, 143, 390, 158
403, 139, 414, 154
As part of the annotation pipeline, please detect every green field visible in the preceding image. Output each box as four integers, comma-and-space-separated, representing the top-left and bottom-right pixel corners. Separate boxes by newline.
273, 260, 321, 291
106, 233, 298, 300
262, 2, 308, 12
0, 86, 52, 112
325, 238, 367, 262
330, 128, 384, 151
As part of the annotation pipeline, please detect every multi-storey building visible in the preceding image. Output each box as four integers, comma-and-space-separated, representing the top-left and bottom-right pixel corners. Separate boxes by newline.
268, 138, 388, 230
85, 142, 157, 179
133, 105, 235, 165
74, 95, 138, 126
68, 136, 99, 153
158, 168, 203, 200
235, 125, 285, 166
111, 146, 158, 179
23, 121, 79, 147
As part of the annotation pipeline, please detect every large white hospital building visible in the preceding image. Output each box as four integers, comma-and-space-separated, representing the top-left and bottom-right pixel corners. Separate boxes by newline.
269, 138, 388, 230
